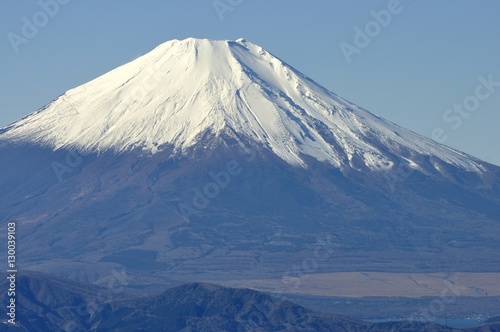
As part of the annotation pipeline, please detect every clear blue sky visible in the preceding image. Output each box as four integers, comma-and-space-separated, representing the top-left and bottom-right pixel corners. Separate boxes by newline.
1, 0, 499, 165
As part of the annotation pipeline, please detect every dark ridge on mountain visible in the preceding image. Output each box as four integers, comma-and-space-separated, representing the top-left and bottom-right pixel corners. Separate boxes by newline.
0, 271, 124, 331
4, 272, 496, 331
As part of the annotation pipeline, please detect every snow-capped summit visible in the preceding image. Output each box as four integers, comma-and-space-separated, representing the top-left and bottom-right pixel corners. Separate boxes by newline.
0, 38, 485, 172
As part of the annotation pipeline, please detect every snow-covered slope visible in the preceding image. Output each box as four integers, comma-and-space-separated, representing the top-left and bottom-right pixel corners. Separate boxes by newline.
0, 38, 486, 172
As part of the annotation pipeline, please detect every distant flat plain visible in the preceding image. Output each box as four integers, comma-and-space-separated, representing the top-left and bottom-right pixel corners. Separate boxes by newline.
215, 272, 500, 298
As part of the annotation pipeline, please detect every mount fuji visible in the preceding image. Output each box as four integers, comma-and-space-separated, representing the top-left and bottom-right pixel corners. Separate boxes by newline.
1, 38, 488, 172
0, 38, 499, 287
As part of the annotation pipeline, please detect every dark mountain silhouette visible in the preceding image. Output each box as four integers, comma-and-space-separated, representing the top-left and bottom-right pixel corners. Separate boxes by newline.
4, 272, 495, 331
